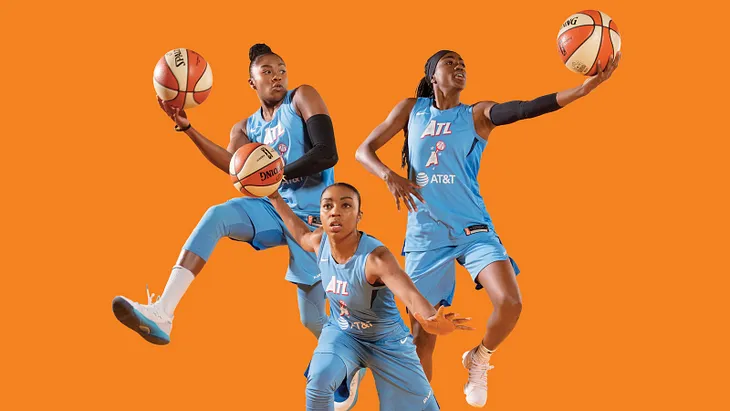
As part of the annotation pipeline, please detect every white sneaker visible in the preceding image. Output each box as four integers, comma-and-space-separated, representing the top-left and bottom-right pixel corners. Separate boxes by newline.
334, 368, 366, 411
462, 348, 494, 408
112, 286, 172, 345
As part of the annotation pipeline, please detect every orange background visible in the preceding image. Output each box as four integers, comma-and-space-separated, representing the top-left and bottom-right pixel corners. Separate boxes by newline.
1, 0, 728, 409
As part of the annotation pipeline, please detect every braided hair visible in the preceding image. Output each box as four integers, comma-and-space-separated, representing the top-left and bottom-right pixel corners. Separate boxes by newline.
401, 50, 454, 175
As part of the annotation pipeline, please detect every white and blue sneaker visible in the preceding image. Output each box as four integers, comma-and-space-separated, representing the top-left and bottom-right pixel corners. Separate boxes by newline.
334, 368, 367, 411
112, 286, 172, 345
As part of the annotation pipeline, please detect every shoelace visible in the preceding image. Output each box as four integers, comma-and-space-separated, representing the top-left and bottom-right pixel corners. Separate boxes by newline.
146, 284, 161, 305
468, 361, 494, 388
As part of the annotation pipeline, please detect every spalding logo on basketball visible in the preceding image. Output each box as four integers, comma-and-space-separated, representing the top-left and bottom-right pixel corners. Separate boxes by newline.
153, 48, 213, 109
229, 143, 285, 197
557, 10, 621, 76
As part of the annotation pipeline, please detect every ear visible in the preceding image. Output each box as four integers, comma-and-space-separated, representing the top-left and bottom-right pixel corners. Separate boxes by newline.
248, 78, 256, 90
430, 74, 437, 85
357, 211, 363, 221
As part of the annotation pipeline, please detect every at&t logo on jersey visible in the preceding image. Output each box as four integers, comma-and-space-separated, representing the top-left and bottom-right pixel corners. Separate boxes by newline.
416, 172, 456, 187
325, 277, 349, 295
263, 123, 285, 145
420, 120, 452, 138
336, 317, 350, 330
350, 321, 373, 331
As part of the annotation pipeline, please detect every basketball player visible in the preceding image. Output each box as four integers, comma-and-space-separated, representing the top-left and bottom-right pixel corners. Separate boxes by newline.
355, 49, 620, 407
112, 44, 362, 408
269, 183, 472, 411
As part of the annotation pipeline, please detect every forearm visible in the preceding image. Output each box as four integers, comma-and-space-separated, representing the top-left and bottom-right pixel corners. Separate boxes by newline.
283, 144, 337, 179
556, 84, 587, 107
355, 136, 395, 180
406, 291, 438, 319
184, 127, 233, 173
283, 114, 338, 179
489, 92, 564, 126
269, 195, 313, 249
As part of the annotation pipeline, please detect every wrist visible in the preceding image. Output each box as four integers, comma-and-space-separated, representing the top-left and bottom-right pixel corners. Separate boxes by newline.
381, 169, 395, 181
175, 122, 192, 132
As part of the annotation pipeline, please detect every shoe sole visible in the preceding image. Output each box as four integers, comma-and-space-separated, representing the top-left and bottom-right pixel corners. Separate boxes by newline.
112, 297, 170, 345
334, 368, 366, 411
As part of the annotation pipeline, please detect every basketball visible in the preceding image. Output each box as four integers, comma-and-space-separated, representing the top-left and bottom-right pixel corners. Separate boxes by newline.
557, 10, 621, 76
229, 143, 285, 197
153, 48, 213, 109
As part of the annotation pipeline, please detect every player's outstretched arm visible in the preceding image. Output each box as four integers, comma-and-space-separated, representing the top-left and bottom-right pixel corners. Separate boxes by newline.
268, 191, 323, 254
475, 52, 621, 127
366, 247, 473, 336
158, 97, 250, 174
355, 98, 425, 212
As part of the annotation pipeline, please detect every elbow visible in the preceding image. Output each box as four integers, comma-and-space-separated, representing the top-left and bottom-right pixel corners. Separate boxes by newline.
324, 151, 338, 169
355, 144, 369, 165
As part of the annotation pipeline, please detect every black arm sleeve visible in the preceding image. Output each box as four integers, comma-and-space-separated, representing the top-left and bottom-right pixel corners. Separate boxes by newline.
283, 114, 339, 179
488, 93, 562, 126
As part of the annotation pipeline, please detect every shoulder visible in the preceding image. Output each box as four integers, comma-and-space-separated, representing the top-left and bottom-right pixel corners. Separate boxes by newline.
471, 100, 499, 130
230, 117, 248, 138
291, 84, 322, 104
366, 245, 395, 267
390, 97, 419, 119
472, 100, 498, 116
312, 226, 325, 247
399, 97, 419, 110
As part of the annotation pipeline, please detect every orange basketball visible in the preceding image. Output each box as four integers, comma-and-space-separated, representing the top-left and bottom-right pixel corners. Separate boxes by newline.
229, 143, 285, 197
557, 10, 621, 76
153, 48, 213, 109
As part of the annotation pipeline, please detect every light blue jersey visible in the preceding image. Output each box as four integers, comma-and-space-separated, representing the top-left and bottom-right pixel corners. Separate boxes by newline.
317, 232, 409, 342
404, 97, 494, 252
246, 88, 335, 218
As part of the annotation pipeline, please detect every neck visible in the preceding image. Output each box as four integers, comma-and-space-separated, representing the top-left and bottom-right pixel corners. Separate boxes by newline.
329, 230, 361, 264
433, 88, 461, 110
260, 98, 284, 121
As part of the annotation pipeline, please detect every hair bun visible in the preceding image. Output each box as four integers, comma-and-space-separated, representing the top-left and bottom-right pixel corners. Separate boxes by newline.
249, 43, 273, 62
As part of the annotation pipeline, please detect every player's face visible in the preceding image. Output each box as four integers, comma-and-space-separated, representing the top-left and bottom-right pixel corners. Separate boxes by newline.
249, 54, 288, 102
433, 52, 466, 91
320, 186, 362, 238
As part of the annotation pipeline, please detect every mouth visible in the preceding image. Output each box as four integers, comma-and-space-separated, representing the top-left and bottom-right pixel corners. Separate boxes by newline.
454, 72, 466, 81
330, 221, 343, 233
272, 83, 284, 91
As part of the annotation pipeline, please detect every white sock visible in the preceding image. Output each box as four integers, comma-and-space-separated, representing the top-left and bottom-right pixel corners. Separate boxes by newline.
157, 265, 195, 318
473, 343, 495, 364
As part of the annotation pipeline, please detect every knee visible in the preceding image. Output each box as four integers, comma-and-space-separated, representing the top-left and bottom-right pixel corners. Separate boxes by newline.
197, 204, 237, 236
300, 312, 326, 338
306, 372, 339, 395
306, 365, 341, 399
200, 204, 228, 226
493, 293, 523, 319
